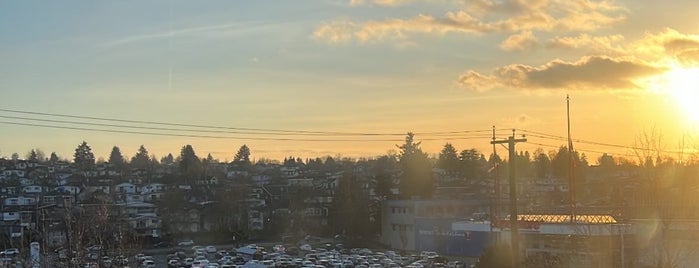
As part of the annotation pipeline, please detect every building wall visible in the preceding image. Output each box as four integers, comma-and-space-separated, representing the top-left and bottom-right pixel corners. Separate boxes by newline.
415, 218, 490, 257
381, 199, 488, 253
382, 200, 417, 251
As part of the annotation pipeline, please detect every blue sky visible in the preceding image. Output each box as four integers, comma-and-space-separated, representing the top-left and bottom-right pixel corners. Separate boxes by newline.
2, 0, 699, 162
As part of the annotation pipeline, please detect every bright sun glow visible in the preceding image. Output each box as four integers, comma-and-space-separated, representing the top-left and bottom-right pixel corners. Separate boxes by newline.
664, 66, 699, 125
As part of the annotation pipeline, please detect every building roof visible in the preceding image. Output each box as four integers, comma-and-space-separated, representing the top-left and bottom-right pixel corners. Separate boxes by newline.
512, 214, 617, 224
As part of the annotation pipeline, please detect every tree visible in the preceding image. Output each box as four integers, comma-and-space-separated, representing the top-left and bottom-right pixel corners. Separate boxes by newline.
438, 143, 460, 173
460, 148, 486, 180
331, 172, 372, 238
533, 148, 551, 178
179, 145, 202, 183
130, 145, 150, 170
49, 152, 59, 164
108, 146, 126, 170
73, 141, 95, 171
11, 153, 19, 161
25, 149, 46, 162
161, 153, 175, 165
233, 145, 251, 165
27, 149, 39, 162
397, 132, 433, 198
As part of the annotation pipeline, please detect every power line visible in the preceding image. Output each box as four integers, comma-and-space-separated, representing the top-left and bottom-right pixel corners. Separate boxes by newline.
0, 120, 493, 142
518, 128, 687, 155
526, 141, 637, 158
0, 108, 490, 136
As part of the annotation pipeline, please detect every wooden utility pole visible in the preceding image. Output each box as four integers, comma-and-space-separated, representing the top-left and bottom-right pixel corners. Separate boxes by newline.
491, 129, 526, 267
567, 95, 576, 223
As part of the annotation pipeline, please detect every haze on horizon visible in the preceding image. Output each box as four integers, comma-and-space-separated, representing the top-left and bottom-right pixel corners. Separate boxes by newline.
2, 0, 699, 162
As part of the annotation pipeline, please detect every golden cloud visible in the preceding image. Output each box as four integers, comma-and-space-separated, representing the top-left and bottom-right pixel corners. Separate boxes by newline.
500, 31, 540, 51
314, 0, 626, 45
459, 56, 663, 91
546, 34, 625, 53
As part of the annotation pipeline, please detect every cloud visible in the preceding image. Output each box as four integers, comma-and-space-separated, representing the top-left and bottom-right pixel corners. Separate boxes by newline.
312, 21, 358, 43
349, 0, 415, 6
313, 0, 626, 45
459, 56, 663, 91
500, 31, 539, 51
545, 29, 699, 65
546, 34, 625, 53
633, 28, 699, 66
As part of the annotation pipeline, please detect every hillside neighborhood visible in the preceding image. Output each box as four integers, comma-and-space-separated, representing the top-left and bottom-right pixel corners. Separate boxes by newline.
1, 136, 699, 267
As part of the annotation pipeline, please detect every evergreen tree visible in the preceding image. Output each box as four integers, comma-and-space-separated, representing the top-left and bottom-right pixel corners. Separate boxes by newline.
373, 155, 396, 200
397, 132, 433, 198
179, 145, 202, 183
27, 149, 38, 162
438, 143, 460, 173
233, 144, 250, 165
460, 148, 486, 180
533, 148, 551, 178
49, 152, 59, 164
205, 153, 215, 164
161, 153, 175, 165
11, 153, 19, 161
108, 146, 126, 169
131, 145, 150, 170
73, 141, 96, 171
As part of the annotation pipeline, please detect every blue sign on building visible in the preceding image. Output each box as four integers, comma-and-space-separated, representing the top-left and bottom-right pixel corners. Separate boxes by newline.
414, 218, 490, 257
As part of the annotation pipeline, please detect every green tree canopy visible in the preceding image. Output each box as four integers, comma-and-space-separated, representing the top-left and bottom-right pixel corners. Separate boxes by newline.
438, 143, 460, 173
179, 144, 202, 183
73, 141, 95, 171
397, 132, 433, 198
233, 144, 251, 165
533, 148, 551, 178
108, 146, 126, 169
130, 145, 150, 170
49, 152, 59, 164
160, 153, 175, 165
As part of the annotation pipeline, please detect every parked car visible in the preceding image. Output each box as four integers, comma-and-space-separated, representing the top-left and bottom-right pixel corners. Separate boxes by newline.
2, 248, 19, 256
142, 259, 156, 268
154, 241, 171, 248
178, 239, 195, 246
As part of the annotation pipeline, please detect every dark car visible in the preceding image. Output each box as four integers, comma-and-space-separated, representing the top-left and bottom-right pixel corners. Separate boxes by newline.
154, 241, 171, 248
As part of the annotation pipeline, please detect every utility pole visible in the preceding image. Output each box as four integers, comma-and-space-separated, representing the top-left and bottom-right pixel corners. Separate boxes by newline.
567, 95, 576, 223
490, 126, 498, 235
491, 129, 526, 268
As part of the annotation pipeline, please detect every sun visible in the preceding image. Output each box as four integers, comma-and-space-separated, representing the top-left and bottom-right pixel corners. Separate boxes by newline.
663, 66, 699, 125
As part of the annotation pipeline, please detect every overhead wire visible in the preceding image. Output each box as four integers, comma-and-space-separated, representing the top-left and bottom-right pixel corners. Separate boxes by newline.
518, 128, 687, 155
0, 108, 490, 137
1, 108, 677, 157
0, 119, 493, 142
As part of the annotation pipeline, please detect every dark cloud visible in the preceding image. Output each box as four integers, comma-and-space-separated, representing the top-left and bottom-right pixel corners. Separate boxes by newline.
460, 56, 664, 91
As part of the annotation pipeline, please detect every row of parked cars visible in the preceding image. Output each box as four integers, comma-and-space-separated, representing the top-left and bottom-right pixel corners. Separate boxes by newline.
158, 242, 464, 268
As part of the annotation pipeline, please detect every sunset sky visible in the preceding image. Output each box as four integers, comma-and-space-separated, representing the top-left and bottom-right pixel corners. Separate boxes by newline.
2, 0, 699, 163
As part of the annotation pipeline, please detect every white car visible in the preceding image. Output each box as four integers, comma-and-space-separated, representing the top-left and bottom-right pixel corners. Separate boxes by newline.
192, 260, 210, 268
2, 248, 19, 255
206, 245, 218, 253
178, 239, 195, 246
142, 260, 156, 268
